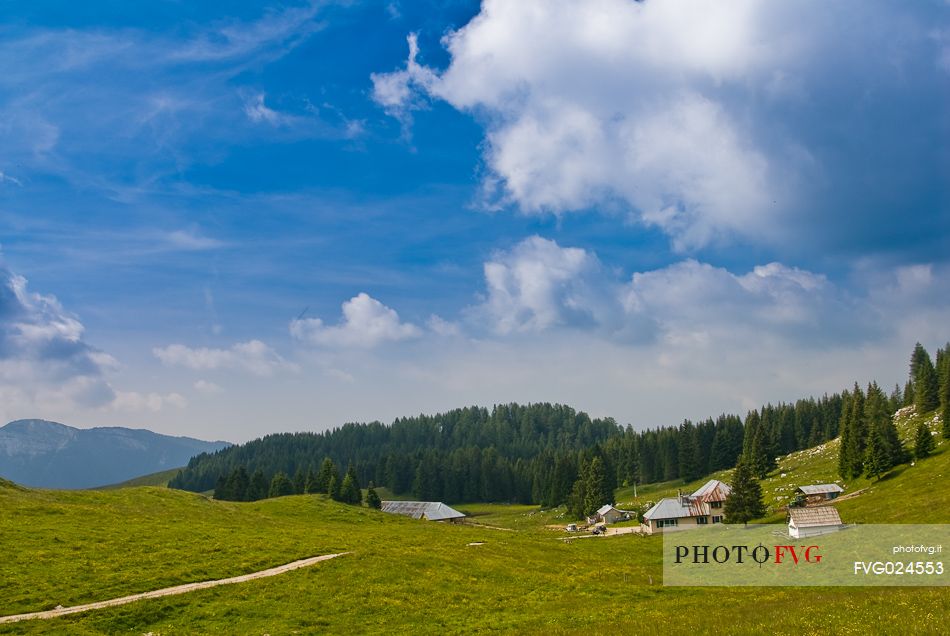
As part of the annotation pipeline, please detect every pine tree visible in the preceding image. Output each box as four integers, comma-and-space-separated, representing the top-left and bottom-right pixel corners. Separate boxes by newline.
864, 425, 891, 481
345, 463, 361, 494
903, 380, 914, 407
747, 418, 777, 479
249, 469, 268, 500
837, 393, 853, 480
843, 384, 867, 479
293, 468, 306, 495
327, 473, 341, 501
225, 466, 249, 501
365, 483, 382, 509
340, 473, 361, 504
724, 461, 766, 525
315, 457, 335, 494
213, 474, 229, 500
940, 354, 950, 440
268, 472, 295, 498
910, 342, 929, 382
582, 457, 611, 517
914, 354, 939, 413
914, 421, 935, 459
677, 421, 701, 483
304, 467, 318, 494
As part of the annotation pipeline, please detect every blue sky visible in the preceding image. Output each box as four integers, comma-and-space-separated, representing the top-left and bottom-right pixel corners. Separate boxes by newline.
1, 0, 948, 441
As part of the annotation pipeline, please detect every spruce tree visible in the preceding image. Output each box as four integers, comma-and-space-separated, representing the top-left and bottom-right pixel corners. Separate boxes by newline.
582, 457, 611, 517
914, 355, 939, 413
940, 354, 950, 439
345, 463, 361, 494
315, 457, 335, 494
914, 421, 935, 459
844, 384, 867, 479
749, 422, 776, 479
910, 342, 929, 382
340, 473, 361, 504
365, 483, 382, 509
837, 394, 853, 480
724, 461, 766, 526
249, 469, 268, 501
293, 468, 306, 495
677, 421, 701, 483
213, 474, 229, 500
864, 425, 891, 481
327, 473, 341, 501
226, 466, 250, 501
304, 467, 318, 494
268, 472, 295, 498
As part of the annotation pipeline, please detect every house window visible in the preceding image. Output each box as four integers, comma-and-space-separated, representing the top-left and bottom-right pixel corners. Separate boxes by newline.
712, 515, 722, 523
710, 501, 722, 509
697, 516, 708, 525
657, 519, 679, 528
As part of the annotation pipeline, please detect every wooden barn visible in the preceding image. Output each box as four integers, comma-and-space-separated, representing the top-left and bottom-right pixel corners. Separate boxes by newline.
787, 506, 844, 538
795, 483, 844, 506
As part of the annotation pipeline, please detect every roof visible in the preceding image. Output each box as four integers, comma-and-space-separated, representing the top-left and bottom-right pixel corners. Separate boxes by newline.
796, 483, 844, 495
788, 506, 843, 528
691, 479, 732, 502
643, 497, 709, 521
380, 501, 465, 521
596, 504, 619, 516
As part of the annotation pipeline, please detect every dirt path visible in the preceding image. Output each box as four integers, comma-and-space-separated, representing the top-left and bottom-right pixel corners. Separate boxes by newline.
0, 552, 349, 624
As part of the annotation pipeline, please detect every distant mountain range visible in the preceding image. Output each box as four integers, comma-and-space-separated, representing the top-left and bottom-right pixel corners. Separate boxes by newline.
0, 419, 230, 489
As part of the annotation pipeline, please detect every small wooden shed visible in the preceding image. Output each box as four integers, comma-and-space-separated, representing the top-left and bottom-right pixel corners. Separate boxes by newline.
787, 506, 844, 538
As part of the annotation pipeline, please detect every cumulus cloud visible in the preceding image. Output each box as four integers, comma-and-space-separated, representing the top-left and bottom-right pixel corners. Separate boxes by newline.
153, 340, 292, 376
473, 236, 619, 334
290, 293, 421, 348
469, 236, 875, 347
373, 0, 948, 253
0, 263, 118, 410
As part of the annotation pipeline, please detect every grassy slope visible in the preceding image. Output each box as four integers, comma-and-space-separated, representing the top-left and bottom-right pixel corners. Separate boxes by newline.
0, 411, 947, 634
94, 467, 183, 490
614, 407, 949, 524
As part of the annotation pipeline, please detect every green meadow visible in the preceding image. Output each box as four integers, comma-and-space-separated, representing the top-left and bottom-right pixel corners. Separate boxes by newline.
1, 411, 947, 634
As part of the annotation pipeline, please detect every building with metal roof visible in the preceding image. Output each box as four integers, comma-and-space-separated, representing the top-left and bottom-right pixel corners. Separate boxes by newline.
592, 504, 628, 524
641, 479, 731, 534
380, 501, 466, 522
788, 506, 844, 538
794, 483, 844, 506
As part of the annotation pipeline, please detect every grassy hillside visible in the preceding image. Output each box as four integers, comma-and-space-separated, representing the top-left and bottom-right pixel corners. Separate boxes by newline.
615, 407, 949, 525
2, 460, 948, 634
94, 467, 183, 490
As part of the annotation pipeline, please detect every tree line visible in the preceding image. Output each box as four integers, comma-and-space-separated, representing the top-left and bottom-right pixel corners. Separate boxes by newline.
838, 342, 950, 481
169, 339, 948, 518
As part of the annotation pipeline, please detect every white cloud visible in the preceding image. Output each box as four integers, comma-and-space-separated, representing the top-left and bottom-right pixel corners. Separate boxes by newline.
243, 93, 298, 126
0, 264, 118, 412
470, 236, 869, 346
153, 340, 291, 376
112, 391, 187, 413
427, 314, 461, 337
373, 0, 946, 252
473, 236, 618, 334
370, 33, 438, 128
290, 292, 420, 348
193, 379, 224, 394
